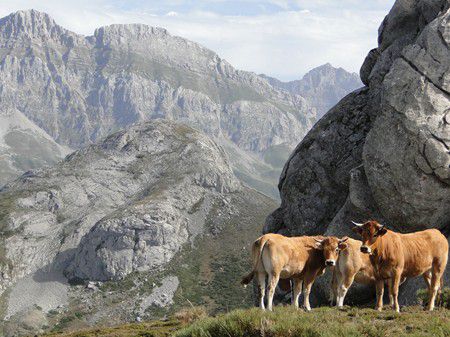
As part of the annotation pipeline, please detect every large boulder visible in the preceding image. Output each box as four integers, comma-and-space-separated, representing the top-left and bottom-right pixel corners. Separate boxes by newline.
267, 0, 450, 305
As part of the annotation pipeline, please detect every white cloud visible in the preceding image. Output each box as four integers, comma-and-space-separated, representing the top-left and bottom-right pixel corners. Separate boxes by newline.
0, 0, 395, 80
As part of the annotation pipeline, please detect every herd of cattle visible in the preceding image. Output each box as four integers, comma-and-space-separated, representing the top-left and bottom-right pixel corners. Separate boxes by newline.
241, 220, 448, 313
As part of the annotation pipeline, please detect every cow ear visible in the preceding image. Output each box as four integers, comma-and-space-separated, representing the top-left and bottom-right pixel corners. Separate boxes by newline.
338, 242, 348, 250
314, 242, 324, 250
377, 226, 387, 236
352, 226, 362, 235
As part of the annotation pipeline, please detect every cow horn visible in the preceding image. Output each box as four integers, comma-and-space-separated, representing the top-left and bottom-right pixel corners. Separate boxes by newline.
351, 221, 363, 227
339, 237, 349, 243
314, 238, 324, 243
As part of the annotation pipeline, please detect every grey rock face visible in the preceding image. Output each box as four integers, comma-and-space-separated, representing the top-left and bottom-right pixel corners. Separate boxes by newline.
267, 0, 450, 304
0, 9, 317, 197
0, 120, 240, 288
139, 276, 179, 313
261, 63, 362, 118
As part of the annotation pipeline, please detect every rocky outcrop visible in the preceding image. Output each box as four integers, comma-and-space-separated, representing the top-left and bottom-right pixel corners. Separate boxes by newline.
261, 63, 362, 118
0, 120, 239, 285
267, 0, 450, 304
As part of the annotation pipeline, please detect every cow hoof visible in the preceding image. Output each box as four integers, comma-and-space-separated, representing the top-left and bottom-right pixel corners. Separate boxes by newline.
375, 307, 383, 312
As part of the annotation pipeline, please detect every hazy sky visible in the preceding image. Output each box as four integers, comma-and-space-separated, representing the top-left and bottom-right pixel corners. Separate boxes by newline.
0, 0, 394, 80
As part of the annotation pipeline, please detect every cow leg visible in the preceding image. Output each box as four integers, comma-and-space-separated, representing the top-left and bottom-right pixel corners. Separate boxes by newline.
387, 280, 394, 307
423, 270, 432, 291
375, 280, 384, 311
337, 274, 354, 308
302, 276, 314, 311
330, 269, 338, 306
427, 273, 440, 311
427, 266, 445, 311
292, 278, 303, 309
436, 275, 445, 307
391, 271, 401, 313
266, 273, 280, 311
257, 272, 266, 310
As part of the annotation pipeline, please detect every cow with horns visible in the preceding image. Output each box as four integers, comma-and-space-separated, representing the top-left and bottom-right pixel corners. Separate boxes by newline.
352, 220, 448, 312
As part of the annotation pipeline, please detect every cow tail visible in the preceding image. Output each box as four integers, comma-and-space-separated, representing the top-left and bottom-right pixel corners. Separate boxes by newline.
241, 236, 268, 287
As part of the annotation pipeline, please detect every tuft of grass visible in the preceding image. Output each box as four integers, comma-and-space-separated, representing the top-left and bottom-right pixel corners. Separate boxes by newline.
174, 307, 208, 325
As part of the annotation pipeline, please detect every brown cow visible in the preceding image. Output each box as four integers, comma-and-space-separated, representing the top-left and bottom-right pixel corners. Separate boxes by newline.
317, 236, 377, 307
240, 233, 328, 311
353, 220, 448, 312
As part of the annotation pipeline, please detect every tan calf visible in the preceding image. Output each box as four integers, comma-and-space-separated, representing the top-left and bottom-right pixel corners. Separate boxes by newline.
353, 220, 448, 312
241, 233, 327, 311
318, 237, 376, 307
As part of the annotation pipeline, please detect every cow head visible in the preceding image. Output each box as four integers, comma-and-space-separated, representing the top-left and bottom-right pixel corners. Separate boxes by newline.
314, 236, 349, 267
351, 220, 387, 254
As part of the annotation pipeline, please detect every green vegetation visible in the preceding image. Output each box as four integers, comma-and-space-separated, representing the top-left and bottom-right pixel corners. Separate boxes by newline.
176, 306, 450, 337
43, 319, 183, 337
166, 191, 274, 314
41, 306, 450, 337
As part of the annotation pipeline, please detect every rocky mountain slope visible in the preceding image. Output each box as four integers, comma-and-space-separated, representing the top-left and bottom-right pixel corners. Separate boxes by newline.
0, 119, 277, 336
261, 63, 362, 118
0, 9, 319, 198
266, 0, 450, 304
0, 109, 70, 186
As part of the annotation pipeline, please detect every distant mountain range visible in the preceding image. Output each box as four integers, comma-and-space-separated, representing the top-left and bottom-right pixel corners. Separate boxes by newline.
261, 63, 361, 118
0, 9, 361, 198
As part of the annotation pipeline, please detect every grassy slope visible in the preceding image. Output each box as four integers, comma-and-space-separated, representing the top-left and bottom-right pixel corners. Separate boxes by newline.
168, 188, 276, 314
176, 306, 450, 337
42, 306, 450, 337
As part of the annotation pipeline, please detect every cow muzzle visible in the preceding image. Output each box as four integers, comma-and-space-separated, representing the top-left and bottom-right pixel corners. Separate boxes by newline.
360, 246, 371, 254
325, 259, 335, 266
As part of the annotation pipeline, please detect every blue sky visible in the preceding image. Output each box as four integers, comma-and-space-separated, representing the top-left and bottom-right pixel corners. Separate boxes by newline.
0, 0, 395, 80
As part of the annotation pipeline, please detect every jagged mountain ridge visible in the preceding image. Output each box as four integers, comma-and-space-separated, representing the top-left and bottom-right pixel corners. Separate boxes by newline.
0, 9, 316, 196
261, 63, 362, 118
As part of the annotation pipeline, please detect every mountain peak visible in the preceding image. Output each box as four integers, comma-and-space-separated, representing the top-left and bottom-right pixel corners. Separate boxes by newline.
302, 63, 357, 78
0, 9, 71, 40
93, 23, 169, 46
8, 9, 51, 21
